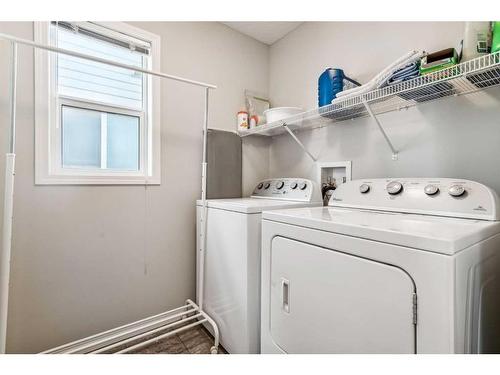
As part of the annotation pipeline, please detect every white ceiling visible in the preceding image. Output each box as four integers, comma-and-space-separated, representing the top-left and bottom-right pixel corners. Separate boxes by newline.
222, 22, 303, 45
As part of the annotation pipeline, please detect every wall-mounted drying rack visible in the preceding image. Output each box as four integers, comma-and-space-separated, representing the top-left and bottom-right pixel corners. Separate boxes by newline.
239, 51, 500, 161
0, 31, 219, 354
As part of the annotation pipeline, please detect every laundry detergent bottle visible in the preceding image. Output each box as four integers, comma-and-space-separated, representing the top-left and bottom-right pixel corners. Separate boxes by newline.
318, 68, 345, 107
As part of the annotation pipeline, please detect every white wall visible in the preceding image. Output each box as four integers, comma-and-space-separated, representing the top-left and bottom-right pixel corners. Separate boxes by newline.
3, 20, 500, 354
267, 22, 500, 194
0, 21, 268, 353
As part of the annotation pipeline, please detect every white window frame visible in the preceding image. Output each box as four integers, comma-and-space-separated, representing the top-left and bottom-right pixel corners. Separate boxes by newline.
34, 21, 161, 185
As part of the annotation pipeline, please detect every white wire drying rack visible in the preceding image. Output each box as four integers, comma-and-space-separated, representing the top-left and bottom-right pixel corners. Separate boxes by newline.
239, 51, 500, 161
40, 299, 216, 354
0, 31, 219, 354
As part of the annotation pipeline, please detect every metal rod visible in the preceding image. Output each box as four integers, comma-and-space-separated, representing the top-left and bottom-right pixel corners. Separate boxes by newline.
185, 298, 218, 353
90, 313, 203, 354
0, 32, 217, 90
194, 90, 220, 353
362, 98, 398, 159
0, 32, 222, 355
64, 308, 199, 354
116, 319, 207, 354
0, 42, 18, 354
9, 43, 17, 153
282, 123, 317, 162
198, 88, 209, 311
42, 299, 219, 354
43, 305, 198, 353
199, 308, 220, 350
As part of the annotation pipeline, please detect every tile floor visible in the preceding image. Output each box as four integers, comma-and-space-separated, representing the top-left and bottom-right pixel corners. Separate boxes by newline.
130, 325, 227, 354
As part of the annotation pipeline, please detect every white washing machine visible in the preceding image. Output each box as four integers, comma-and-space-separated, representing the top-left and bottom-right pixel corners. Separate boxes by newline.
260, 178, 500, 354
196, 178, 321, 353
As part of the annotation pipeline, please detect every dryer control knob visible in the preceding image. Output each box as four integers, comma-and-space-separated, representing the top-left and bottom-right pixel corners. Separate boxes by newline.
386, 181, 403, 195
448, 185, 466, 197
424, 184, 439, 196
359, 184, 370, 194
264, 182, 271, 189
276, 181, 285, 190
290, 182, 298, 190
299, 182, 308, 190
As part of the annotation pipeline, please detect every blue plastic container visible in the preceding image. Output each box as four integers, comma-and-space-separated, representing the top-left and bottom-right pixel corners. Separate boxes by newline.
318, 68, 360, 107
318, 68, 345, 107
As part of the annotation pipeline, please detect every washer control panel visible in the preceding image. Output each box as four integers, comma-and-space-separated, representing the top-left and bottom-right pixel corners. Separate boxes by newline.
252, 178, 320, 202
329, 178, 500, 220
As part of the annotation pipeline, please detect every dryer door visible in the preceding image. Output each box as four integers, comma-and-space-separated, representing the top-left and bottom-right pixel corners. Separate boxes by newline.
269, 237, 416, 353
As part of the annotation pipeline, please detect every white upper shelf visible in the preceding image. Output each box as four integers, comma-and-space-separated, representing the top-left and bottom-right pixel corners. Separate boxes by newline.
239, 52, 500, 137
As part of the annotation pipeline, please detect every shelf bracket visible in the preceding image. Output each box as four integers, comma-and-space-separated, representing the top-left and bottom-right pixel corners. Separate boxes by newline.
362, 98, 399, 161
282, 123, 317, 162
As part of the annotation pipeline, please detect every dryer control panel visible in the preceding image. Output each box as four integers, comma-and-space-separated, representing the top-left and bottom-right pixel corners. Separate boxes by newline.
252, 178, 321, 202
329, 178, 500, 221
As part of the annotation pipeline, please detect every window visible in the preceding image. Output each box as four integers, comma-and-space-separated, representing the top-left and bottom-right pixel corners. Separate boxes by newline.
61, 106, 140, 170
35, 22, 161, 184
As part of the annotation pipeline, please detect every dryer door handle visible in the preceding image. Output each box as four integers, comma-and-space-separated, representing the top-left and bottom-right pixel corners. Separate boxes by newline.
281, 278, 290, 313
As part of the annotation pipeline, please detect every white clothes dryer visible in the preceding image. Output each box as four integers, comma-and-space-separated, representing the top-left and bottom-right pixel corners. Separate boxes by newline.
260, 178, 500, 353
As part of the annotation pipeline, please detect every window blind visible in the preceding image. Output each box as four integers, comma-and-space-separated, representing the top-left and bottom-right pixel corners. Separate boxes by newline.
51, 22, 150, 55
53, 22, 150, 110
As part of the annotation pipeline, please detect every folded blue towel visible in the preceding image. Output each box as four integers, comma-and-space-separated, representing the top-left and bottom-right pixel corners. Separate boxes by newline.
381, 61, 420, 87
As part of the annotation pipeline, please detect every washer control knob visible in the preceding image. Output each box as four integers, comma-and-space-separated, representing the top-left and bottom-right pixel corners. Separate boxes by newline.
448, 184, 466, 197
290, 182, 298, 190
386, 181, 403, 195
424, 184, 439, 196
276, 181, 285, 190
257, 183, 264, 189
359, 184, 370, 194
264, 182, 271, 189
299, 182, 308, 190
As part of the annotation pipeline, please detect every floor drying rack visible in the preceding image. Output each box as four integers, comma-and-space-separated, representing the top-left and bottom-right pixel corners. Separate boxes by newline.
0, 31, 219, 354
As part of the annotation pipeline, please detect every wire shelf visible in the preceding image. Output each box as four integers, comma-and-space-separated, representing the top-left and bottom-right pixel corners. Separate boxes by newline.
239, 52, 500, 137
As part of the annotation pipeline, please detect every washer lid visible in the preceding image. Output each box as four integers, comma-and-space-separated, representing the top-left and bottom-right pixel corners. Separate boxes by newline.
196, 198, 320, 214
262, 206, 500, 255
